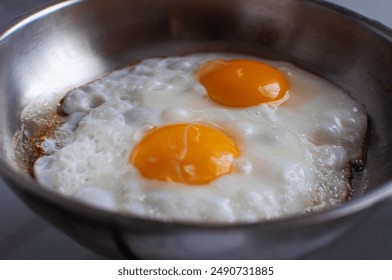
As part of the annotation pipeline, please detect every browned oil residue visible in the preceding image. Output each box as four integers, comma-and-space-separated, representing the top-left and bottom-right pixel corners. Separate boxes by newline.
26, 111, 65, 176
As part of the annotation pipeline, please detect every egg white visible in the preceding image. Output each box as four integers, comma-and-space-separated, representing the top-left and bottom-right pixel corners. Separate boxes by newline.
32, 53, 367, 223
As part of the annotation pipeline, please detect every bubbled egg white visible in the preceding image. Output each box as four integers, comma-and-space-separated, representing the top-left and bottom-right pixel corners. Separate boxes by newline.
32, 53, 367, 223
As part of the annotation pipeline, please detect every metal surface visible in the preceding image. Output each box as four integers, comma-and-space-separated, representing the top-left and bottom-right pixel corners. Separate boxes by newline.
0, 0, 392, 259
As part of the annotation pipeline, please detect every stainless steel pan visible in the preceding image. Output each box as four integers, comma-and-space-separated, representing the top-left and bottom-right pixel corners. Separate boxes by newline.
0, 0, 391, 259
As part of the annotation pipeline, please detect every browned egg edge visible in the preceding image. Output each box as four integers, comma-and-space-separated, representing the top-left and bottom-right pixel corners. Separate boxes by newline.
15, 110, 66, 177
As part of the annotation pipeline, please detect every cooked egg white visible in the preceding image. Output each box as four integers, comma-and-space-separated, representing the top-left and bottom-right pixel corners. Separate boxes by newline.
32, 53, 367, 223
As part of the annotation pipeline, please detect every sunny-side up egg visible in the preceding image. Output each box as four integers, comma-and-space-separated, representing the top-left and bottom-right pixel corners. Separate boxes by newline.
32, 53, 367, 223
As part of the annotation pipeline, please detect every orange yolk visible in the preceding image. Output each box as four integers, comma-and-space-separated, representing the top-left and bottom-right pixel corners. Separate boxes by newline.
130, 123, 239, 185
199, 59, 289, 107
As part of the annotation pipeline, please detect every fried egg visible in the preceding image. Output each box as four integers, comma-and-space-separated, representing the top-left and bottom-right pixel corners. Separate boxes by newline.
30, 53, 367, 223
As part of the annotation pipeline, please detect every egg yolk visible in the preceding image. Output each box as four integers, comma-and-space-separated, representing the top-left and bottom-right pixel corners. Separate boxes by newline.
130, 123, 239, 185
199, 59, 289, 107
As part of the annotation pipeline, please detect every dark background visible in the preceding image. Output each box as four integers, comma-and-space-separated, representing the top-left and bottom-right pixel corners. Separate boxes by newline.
1, 0, 392, 259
